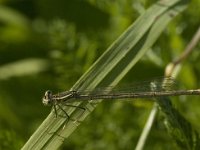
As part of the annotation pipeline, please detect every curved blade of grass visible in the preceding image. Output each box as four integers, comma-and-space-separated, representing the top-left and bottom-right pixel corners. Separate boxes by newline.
22, 0, 189, 149
156, 97, 200, 150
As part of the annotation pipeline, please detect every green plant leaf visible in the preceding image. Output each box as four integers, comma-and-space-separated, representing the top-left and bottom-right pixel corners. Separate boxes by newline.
156, 97, 200, 150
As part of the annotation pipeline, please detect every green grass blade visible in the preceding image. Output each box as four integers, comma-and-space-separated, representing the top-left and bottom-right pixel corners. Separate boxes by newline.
22, 0, 189, 149
156, 97, 200, 150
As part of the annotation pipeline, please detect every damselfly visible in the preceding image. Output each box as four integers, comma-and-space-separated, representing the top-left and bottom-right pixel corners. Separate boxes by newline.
42, 77, 200, 120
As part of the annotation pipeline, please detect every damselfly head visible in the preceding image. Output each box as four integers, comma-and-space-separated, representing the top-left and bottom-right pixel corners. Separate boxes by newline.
42, 90, 53, 106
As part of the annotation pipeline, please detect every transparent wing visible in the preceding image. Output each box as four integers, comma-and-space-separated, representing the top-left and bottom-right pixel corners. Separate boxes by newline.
74, 76, 178, 96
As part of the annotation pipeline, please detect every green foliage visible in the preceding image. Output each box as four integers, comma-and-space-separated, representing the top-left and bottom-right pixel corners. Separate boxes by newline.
0, 0, 200, 150
156, 97, 200, 150
0, 130, 23, 150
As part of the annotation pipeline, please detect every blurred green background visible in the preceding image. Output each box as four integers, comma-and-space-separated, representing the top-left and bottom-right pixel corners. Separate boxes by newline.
0, 0, 200, 149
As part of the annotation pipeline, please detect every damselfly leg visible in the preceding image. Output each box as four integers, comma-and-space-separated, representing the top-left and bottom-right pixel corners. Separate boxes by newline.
43, 90, 86, 128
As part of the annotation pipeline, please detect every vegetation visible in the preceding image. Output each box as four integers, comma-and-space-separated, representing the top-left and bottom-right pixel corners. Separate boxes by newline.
0, 0, 200, 150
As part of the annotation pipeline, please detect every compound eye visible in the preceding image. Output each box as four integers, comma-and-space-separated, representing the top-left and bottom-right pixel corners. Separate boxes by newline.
46, 90, 52, 96
43, 90, 53, 106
